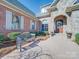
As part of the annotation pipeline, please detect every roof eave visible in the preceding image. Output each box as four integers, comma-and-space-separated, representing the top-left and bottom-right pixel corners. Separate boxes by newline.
1, 0, 36, 19
50, 0, 60, 7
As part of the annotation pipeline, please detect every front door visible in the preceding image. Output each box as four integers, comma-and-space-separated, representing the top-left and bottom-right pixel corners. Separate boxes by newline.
55, 20, 63, 33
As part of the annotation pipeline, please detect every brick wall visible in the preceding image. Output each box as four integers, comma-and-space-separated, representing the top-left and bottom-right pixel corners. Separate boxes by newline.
0, 5, 6, 34
35, 20, 42, 32
0, 5, 31, 35
24, 16, 30, 32
0, 4, 41, 35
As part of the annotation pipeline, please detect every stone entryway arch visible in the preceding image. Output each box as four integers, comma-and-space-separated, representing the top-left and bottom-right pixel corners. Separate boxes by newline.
54, 15, 67, 33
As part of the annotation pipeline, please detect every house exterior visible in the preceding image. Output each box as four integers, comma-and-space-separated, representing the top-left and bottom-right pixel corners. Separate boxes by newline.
0, 0, 41, 35
38, 0, 79, 38
37, 3, 51, 32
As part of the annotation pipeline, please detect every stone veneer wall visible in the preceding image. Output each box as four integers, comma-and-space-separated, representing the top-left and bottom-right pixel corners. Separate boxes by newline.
71, 10, 79, 34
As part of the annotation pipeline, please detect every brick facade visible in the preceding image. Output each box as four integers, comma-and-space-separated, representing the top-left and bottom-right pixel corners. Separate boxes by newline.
0, 4, 41, 35
0, 5, 6, 34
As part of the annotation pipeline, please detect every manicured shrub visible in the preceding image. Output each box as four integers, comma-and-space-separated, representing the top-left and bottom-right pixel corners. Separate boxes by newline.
30, 32, 37, 36
44, 31, 49, 35
36, 32, 46, 36
20, 32, 36, 42
75, 33, 79, 45
30, 31, 47, 37
21, 32, 31, 39
8, 32, 21, 41
0, 33, 4, 43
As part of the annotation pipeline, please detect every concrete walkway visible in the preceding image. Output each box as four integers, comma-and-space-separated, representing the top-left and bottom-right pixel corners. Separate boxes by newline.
38, 33, 79, 59
1, 33, 79, 59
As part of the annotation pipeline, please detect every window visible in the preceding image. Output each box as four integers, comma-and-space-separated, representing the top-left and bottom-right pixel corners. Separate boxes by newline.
32, 22, 35, 30
12, 14, 21, 30
42, 24, 44, 31
30, 20, 36, 30
42, 24, 48, 31
41, 8, 47, 13
6, 10, 24, 30
42, 19, 48, 31
44, 24, 48, 31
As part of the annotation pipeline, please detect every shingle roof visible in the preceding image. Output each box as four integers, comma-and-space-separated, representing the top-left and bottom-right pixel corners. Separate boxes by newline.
66, 4, 79, 12
41, 3, 52, 8
51, 0, 60, 6
6, 0, 35, 16
41, 0, 60, 8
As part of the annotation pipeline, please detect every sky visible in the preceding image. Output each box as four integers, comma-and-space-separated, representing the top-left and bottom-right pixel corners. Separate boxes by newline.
18, 0, 53, 15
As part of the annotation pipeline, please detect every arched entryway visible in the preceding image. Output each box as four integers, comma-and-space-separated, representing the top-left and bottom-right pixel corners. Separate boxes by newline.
54, 15, 67, 33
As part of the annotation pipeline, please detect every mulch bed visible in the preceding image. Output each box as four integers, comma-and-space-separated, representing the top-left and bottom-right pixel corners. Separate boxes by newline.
0, 41, 16, 48
0, 35, 49, 58
0, 41, 16, 58
36, 35, 49, 41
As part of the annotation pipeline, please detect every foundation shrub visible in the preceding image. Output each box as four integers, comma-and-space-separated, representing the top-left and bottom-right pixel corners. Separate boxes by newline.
8, 32, 21, 41
30, 31, 46, 36
21, 32, 32, 41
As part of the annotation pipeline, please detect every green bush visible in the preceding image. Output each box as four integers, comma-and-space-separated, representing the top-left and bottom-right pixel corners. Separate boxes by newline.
35, 32, 46, 36
30, 31, 47, 37
0, 33, 4, 43
44, 31, 49, 35
8, 32, 21, 41
21, 32, 31, 40
30, 32, 36, 35
75, 33, 79, 45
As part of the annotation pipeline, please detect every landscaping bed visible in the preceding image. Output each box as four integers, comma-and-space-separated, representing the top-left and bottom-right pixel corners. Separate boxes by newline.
0, 32, 20, 58
0, 45, 16, 58
0, 31, 49, 58
0, 41, 16, 48
0, 40, 16, 58
75, 33, 79, 45
36, 35, 49, 41
30, 31, 49, 41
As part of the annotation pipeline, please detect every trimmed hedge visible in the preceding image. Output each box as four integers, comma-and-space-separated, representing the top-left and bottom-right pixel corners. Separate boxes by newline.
8, 32, 21, 41
75, 33, 79, 45
30, 31, 47, 36
36, 32, 46, 36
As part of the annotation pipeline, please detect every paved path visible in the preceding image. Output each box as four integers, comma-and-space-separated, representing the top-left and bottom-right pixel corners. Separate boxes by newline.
1, 33, 79, 59
38, 33, 79, 59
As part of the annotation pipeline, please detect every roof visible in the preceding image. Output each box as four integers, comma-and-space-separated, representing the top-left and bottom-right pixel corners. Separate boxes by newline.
50, 0, 60, 6
66, 4, 79, 12
40, 0, 60, 8
40, 3, 52, 8
6, 0, 35, 16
